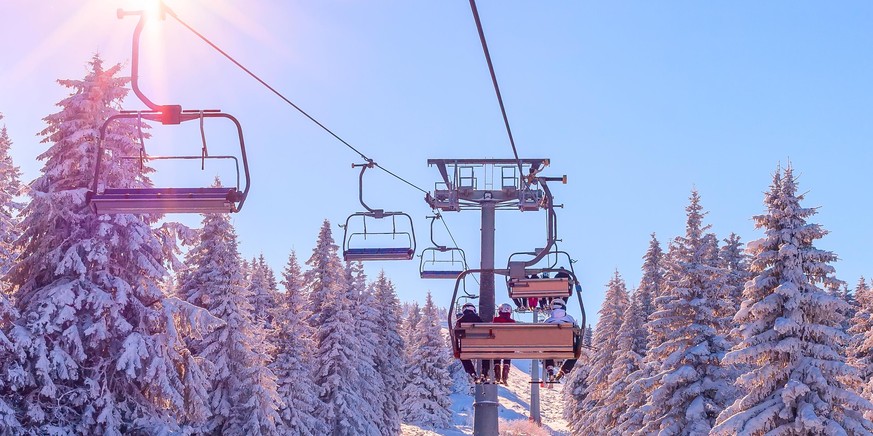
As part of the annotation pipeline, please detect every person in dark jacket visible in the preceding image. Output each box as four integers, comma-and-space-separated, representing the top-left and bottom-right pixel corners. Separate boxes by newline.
491, 303, 516, 384
455, 302, 491, 382
554, 268, 574, 297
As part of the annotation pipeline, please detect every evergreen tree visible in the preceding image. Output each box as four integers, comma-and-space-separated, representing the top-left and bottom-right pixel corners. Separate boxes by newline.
0, 113, 23, 289
0, 262, 20, 430
849, 277, 873, 420
563, 349, 593, 425
306, 220, 371, 434
584, 324, 593, 349
720, 233, 750, 315
0, 112, 22, 431
638, 233, 664, 322
400, 292, 453, 429
177, 210, 281, 435
636, 190, 735, 435
573, 270, 628, 435
248, 254, 278, 331
272, 250, 325, 435
346, 261, 382, 435
371, 271, 405, 434
402, 301, 422, 354
0, 55, 217, 434
613, 238, 664, 434
401, 302, 422, 419
713, 166, 873, 435
608, 289, 648, 435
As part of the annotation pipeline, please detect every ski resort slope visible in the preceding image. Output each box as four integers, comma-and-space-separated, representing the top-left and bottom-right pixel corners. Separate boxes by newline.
401, 364, 569, 435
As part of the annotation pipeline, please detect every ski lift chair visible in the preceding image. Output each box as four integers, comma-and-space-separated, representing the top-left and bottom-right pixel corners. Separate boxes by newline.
454, 322, 579, 360
87, 110, 250, 214
419, 214, 467, 278
88, 10, 250, 215
448, 269, 584, 362
505, 250, 576, 300
341, 161, 416, 261
342, 212, 416, 261
420, 246, 467, 279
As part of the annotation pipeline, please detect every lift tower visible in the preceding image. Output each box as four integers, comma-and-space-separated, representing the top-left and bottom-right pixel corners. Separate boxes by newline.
426, 158, 556, 436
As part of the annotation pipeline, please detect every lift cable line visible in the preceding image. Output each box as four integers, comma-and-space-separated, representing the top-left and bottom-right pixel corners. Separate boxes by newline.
160, 3, 428, 196
146, 2, 482, 262
467, 0, 525, 182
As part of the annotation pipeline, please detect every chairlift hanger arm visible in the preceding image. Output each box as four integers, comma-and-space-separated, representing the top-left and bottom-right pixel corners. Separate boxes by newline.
427, 214, 448, 251
118, 6, 185, 123
518, 176, 562, 268
353, 160, 383, 216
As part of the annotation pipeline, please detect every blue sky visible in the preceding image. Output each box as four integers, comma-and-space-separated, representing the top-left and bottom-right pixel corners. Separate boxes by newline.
2, 1, 872, 326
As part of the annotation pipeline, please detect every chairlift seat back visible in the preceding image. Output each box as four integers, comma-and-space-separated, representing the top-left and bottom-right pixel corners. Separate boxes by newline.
455, 322, 577, 360
507, 277, 571, 299
88, 187, 242, 214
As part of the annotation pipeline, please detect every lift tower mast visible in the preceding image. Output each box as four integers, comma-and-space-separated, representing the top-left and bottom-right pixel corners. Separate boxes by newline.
426, 158, 555, 436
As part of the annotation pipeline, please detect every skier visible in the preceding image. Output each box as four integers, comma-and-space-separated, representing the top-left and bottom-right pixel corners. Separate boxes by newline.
542, 298, 578, 382
455, 302, 491, 383
491, 303, 516, 385
512, 274, 541, 311
554, 267, 574, 297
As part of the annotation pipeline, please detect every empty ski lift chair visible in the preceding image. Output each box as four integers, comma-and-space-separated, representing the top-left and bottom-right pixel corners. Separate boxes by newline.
87, 111, 250, 215
419, 215, 467, 279
86, 9, 250, 215
342, 161, 416, 261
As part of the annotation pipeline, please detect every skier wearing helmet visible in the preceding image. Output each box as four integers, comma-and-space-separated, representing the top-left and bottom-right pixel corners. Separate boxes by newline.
491, 303, 516, 385
455, 302, 491, 383
543, 298, 578, 382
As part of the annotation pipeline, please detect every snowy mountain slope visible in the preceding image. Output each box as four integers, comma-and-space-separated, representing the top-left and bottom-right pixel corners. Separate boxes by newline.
402, 362, 570, 435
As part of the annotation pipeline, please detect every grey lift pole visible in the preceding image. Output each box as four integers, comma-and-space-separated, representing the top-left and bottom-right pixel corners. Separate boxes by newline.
530, 309, 542, 424
473, 200, 498, 436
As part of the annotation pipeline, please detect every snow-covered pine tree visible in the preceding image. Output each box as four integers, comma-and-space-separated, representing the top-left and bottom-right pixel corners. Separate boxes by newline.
849, 277, 873, 420
0, 113, 23, 291
306, 220, 346, 329
177, 209, 281, 435
371, 271, 405, 434
720, 233, 750, 315
712, 165, 873, 435
0, 112, 23, 430
613, 236, 664, 434
400, 292, 453, 429
400, 301, 422, 419
271, 250, 326, 435
0, 55, 221, 434
635, 190, 735, 435
306, 220, 372, 434
606, 288, 648, 435
248, 254, 278, 331
638, 233, 664, 322
402, 301, 422, 354
833, 282, 857, 334
572, 270, 628, 435
0, 258, 19, 430
562, 348, 592, 425
583, 324, 593, 349
346, 261, 383, 435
